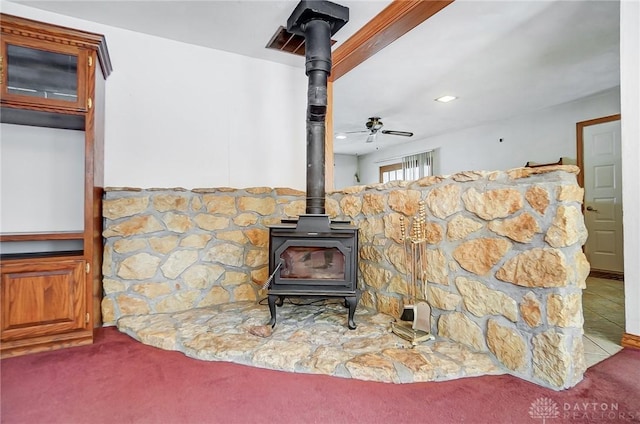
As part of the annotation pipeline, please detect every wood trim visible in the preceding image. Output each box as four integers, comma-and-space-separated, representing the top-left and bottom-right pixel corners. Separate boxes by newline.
91, 51, 107, 328
84, 48, 97, 330
589, 269, 624, 281
0, 330, 93, 359
0, 232, 84, 242
525, 158, 563, 168
1, 13, 112, 78
330, 0, 454, 82
0, 102, 85, 117
325, 79, 334, 191
379, 162, 402, 183
575, 113, 621, 188
621, 333, 640, 350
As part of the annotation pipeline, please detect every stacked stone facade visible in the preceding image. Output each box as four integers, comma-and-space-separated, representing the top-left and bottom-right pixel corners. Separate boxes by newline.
102, 165, 588, 389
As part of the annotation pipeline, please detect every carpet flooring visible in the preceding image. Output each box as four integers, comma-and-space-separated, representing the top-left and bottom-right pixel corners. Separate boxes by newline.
2, 327, 639, 423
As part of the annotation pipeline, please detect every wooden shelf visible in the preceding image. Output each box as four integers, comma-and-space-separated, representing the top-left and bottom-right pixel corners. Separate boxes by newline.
1, 12, 112, 357
525, 158, 563, 168
0, 250, 84, 261
0, 106, 85, 130
0, 231, 84, 242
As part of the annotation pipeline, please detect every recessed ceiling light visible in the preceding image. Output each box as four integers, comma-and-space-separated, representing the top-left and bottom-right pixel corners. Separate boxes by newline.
336, 133, 347, 139
435, 95, 457, 103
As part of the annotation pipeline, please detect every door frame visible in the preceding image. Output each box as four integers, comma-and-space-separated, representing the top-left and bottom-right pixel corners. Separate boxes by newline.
576, 113, 621, 188
576, 113, 623, 277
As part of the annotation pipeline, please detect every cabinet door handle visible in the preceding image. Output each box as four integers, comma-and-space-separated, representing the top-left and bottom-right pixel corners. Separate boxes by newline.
586, 206, 598, 212
0, 55, 3, 85
87, 98, 92, 109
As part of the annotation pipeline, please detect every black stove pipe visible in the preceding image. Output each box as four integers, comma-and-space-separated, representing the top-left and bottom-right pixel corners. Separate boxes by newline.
287, 1, 348, 215
303, 19, 331, 215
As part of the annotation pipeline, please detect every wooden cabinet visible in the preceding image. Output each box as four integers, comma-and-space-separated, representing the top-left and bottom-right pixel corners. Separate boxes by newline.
1, 33, 89, 112
0, 14, 112, 357
1, 257, 89, 355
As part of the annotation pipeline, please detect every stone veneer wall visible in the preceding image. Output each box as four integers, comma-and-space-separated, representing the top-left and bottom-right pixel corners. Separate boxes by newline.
102, 165, 589, 390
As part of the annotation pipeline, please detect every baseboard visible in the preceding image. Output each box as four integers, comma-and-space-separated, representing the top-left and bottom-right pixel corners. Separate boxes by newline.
621, 333, 640, 350
589, 269, 624, 281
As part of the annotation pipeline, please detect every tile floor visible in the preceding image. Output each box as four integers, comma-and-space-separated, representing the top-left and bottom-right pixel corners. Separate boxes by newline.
582, 276, 625, 367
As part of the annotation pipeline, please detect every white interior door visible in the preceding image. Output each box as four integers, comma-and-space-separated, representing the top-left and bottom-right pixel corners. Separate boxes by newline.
583, 119, 624, 273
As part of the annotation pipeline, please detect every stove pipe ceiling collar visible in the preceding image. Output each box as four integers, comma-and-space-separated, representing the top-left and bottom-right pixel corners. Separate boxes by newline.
286, 1, 349, 215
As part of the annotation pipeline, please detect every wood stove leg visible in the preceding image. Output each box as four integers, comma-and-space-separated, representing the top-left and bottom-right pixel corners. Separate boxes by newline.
268, 295, 278, 328
345, 296, 357, 330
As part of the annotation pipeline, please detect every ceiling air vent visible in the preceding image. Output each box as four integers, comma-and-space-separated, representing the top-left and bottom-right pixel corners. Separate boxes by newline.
265, 26, 336, 56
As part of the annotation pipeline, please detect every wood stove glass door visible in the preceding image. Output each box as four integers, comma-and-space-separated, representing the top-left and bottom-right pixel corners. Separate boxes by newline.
275, 240, 350, 284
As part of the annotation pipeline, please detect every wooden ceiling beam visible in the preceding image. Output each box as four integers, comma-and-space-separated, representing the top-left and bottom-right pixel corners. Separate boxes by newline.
330, 0, 454, 82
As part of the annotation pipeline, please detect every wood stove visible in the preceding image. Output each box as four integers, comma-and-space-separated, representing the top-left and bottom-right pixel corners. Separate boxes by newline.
267, 215, 359, 329
266, 1, 359, 329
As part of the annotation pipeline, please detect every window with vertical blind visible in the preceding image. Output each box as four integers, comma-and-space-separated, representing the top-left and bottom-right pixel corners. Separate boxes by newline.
379, 151, 434, 183
379, 163, 403, 183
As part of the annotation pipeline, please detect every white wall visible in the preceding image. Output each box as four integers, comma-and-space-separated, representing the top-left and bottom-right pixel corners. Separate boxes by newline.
621, 0, 639, 338
1, 2, 308, 190
354, 87, 620, 185
1, 124, 84, 232
333, 154, 359, 189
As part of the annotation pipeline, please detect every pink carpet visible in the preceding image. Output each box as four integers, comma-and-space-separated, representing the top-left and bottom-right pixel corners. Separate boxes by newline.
2, 327, 639, 423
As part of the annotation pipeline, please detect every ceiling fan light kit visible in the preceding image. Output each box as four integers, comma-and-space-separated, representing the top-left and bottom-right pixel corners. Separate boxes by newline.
366, 117, 384, 131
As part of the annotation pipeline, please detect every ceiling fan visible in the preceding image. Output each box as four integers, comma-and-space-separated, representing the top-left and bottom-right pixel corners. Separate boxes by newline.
342, 117, 414, 143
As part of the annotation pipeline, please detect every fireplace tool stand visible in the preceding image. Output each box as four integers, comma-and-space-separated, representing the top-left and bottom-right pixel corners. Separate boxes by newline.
391, 202, 435, 346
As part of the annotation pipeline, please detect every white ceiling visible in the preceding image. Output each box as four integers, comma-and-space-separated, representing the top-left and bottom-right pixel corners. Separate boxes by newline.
10, 0, 389, 67
11, 0, 620, 156
334, 0, 620, 155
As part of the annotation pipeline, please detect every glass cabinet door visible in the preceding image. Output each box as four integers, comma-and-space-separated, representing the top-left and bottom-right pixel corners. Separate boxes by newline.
1, 35, 87, 111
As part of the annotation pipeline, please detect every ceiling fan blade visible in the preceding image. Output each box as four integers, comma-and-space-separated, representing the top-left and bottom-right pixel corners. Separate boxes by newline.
381, 130, 414, 137
366, 132, 377, 143
343, 130, 369, 134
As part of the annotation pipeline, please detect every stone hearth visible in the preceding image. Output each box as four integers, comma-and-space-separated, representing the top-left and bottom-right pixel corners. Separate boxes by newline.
117, 300, 503, 383
103, 165, 589, 390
